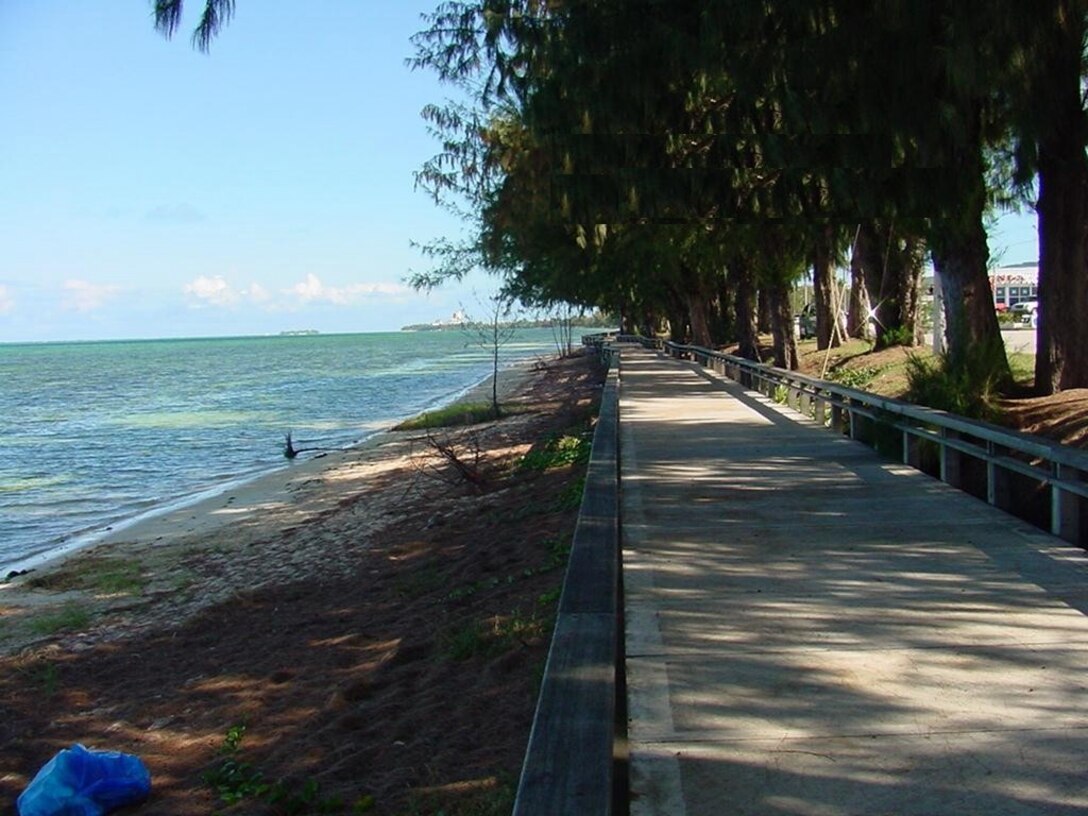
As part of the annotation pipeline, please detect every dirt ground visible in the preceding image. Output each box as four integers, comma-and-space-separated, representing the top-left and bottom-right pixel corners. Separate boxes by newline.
793, 339, 1088, 451
0, 352, 606, 816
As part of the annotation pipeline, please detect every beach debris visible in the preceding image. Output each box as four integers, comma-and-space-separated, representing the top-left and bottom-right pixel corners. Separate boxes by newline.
17, 743, 151, 816
283, 431, 333, 459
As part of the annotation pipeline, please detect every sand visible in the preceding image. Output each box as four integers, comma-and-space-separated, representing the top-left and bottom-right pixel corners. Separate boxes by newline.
0, 361, 537, 655
0, 352, 603, 814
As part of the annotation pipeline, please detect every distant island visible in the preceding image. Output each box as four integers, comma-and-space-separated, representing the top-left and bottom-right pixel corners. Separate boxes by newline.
279, 329, 320, 336
401, 311, 615, 332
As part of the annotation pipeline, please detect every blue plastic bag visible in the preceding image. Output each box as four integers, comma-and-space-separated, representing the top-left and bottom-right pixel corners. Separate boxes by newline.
17, 744, 151, 816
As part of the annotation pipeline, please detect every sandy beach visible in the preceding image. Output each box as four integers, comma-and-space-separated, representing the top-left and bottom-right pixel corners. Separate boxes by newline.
0, 361, 537, 654
0, 351, 603, 813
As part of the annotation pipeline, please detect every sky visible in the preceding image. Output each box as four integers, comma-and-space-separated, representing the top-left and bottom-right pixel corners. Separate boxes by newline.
0, 2, 1042, 343
0, 1, 494, 343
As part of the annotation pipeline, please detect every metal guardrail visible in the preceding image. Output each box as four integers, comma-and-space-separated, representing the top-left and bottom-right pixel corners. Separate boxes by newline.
612, 336, 1088, 546
513, 351, 621, 815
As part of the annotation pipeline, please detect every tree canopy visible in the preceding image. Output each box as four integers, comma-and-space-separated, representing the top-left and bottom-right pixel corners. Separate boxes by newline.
151, 1, 1088, 391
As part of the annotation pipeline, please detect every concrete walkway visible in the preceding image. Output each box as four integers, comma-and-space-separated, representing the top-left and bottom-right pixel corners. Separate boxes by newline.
620, 347, 1088, 816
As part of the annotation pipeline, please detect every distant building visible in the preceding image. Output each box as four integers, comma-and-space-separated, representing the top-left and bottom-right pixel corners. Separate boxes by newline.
990, 263, 1038, 310
431, 309, 468, 327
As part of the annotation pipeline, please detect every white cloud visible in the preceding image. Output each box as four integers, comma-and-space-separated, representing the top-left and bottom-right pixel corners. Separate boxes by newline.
285, 273, 411, 305
183, 275, 239, 307
0, 285, 12, 314
62, 279, 121, 313
245, 282, 271, 302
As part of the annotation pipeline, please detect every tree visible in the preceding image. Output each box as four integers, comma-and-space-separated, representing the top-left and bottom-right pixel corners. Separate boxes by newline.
152, 0, 235, 52
1005, 0, 1088, 392
464, 293, 519, 419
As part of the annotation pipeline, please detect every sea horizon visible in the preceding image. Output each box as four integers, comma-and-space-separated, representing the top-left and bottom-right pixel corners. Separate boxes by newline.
0, 327, 436, 348
0, 329, 561, 571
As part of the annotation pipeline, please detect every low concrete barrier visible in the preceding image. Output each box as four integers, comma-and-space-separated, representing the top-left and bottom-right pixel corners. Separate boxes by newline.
512, 356, 621, 815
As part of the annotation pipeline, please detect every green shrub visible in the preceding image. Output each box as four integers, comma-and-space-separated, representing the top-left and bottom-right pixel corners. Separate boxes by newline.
827, 365, 880, 390
905, 345, 1008, 421
878, 325, 915, 348
204, 725, 356, 813
519, 433, 591, 471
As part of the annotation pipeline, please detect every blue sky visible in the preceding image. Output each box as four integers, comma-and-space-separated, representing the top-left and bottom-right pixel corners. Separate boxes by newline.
0, 1, 493, 342
0, 2, 1041, 343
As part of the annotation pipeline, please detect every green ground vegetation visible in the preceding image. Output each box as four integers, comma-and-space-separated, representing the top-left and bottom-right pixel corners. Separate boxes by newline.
395, 402, 507, 430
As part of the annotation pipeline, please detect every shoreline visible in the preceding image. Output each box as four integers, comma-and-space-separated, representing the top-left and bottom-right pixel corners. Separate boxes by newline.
1, 359, 537, 580
0, 350, 603, 812
0, 360, 538, 655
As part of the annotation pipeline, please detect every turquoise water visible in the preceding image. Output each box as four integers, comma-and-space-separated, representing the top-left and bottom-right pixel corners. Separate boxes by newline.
0, 330, 558, 570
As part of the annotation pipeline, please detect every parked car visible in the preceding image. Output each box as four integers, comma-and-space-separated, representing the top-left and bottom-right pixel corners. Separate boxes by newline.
796, 303, 846, 339
1010, 300, 1038, 329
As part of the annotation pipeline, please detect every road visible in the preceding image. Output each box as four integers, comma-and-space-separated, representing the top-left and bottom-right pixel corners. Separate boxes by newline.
923, 327, 1037, 356
1002, 326, 1037, 355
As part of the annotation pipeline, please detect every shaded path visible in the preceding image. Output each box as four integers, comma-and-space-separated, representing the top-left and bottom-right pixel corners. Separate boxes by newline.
620, 346, 1088, 815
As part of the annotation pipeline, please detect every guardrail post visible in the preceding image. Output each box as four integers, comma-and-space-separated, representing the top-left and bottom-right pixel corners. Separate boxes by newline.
940, 429, 963, 489
799, 388, 813, 419
813, 390, 827, 426
830, 402, 844, 434
896, 424, 922, 470
1052, 464, 1084, 545
986, 442, 1012, 512
787, 383, 801, 412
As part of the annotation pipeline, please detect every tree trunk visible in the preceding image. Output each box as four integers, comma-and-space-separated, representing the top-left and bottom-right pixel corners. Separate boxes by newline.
757, 287, 772, 333
731, 260, 760, 360
856, 221, 894, 347
664, 288, 688, 343
1034, 4, 1088, 393
857, 221, 925, 349
931, 210, 1008, 376
928, 101, 1009, 378
768, 280, 799, 370
681, 263, 713, 347
888, 235, 925, 347
847, 228, 873, 340
685, 291, 712, 347
812, 225, 839, 350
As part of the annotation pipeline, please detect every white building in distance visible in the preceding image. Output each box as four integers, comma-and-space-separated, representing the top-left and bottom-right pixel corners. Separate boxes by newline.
990, 263, 1038, 310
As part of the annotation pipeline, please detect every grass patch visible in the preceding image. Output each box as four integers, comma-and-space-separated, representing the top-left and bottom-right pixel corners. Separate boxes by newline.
203, 725, 372, 814
826, 365, 881, 390
402, 776, 514, 816
442, 608, 551, 661
89, 561, 145, 595
30, 603, 92, 635
518, 431, 592, 471
27, 557, 145, 596
1007, 351, 1036, 388
396, 403, 500, 430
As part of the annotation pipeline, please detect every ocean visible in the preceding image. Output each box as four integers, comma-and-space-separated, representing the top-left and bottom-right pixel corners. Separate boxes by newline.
0, 329, 561, 571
